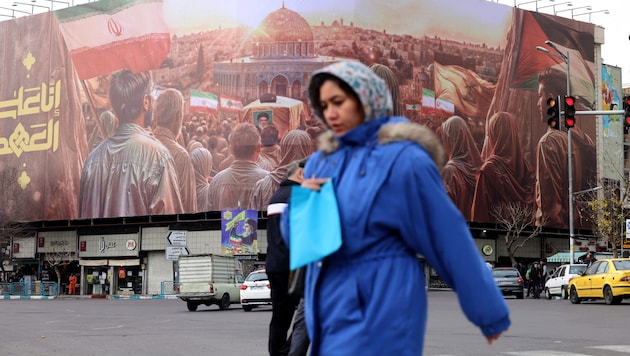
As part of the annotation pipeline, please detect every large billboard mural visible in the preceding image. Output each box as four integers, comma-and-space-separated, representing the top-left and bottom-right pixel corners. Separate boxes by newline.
0, 0, 597, 229
600, 64, 623, 181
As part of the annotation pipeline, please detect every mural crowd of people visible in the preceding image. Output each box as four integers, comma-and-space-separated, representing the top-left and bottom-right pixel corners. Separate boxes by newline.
78, 69, 322, 220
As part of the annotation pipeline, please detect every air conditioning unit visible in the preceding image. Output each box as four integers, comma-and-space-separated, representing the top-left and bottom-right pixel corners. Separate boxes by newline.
260, 93, 277, 103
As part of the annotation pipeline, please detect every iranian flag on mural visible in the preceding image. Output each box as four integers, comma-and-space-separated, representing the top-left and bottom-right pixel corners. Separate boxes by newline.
436, 97, 455, 115
421, 88, 436, 115
190, 89, 219, 112
422, 88, 455, 116
55, 0, 170, 80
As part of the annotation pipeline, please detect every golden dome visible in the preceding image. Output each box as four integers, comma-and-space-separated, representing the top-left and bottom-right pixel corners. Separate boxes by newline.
254, 6, 313, 43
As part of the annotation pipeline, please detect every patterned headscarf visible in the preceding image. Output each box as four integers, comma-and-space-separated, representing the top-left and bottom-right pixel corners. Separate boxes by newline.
308, 61, 393, 124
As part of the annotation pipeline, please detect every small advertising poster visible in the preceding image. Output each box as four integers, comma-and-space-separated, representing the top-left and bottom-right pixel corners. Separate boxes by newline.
221, 209, 258, 255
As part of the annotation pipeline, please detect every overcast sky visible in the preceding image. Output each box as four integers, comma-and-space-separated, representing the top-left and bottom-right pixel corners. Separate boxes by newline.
2, 0, 626, 86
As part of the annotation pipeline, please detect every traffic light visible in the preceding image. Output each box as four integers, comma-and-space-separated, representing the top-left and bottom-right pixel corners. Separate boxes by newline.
623, 96, 630, 132
564, 95, 576, 129
546, 96, 559, 129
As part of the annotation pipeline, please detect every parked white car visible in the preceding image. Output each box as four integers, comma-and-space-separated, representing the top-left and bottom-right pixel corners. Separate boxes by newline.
240, 269, 272, 311
544, 263, 587, 299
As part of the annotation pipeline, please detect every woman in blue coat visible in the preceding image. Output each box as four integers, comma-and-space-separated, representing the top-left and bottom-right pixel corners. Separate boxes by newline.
283, 61, 510, 355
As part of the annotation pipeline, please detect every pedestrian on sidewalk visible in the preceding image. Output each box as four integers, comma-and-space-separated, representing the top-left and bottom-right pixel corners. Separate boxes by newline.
68, 273, 77, 295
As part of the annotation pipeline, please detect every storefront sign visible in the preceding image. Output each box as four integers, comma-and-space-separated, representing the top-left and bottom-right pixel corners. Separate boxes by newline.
98, 236, 117, 253
126, 240, 137, 251
78, 234, 139, 258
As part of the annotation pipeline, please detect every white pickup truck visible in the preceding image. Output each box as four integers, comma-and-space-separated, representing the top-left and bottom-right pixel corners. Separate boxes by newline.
544, 263, 587, 299
176, 254, 244, 311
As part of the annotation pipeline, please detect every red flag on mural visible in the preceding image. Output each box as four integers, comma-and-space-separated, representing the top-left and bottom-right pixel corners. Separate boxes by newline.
55, 0, 171, 80
510, 11, 595, 104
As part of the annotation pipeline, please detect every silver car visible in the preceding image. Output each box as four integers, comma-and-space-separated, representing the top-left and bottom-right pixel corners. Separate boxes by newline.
492, 267, 524, 299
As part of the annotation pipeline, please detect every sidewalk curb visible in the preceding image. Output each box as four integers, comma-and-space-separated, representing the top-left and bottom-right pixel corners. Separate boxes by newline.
1, 294, 178, 300
110, 295, 178, 300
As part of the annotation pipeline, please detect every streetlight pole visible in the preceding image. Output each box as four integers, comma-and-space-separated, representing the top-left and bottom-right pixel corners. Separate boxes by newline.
13, 2, 51, 14
538, 1, 571, 14
516, 0, 542, 11
537, 40, 575, 264
42, 0, 71, 10
555, 5, 591, 18
573, 9, 609, 23
0, 6, 30, 17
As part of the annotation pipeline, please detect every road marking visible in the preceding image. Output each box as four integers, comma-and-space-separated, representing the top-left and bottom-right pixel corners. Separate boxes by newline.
588, 345, 630, 353
92, 325, 124, 330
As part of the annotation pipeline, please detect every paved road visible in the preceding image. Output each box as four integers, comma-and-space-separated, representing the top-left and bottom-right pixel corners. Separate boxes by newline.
0, 298, 272, 356
425, 291, 630, 356
1, 291, 629, 355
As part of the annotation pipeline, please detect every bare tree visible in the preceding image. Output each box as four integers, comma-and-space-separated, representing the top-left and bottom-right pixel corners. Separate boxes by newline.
492, 202, 547, 267
0, 167, 31, 277
584, 180, 627, 258
44, 244, 73, 295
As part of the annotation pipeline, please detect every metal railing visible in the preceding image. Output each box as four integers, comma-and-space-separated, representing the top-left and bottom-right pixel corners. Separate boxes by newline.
161, 281, 180, 296
0, 282, 58, 296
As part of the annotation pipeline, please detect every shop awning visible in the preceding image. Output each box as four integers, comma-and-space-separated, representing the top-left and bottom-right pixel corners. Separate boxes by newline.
79, 259, 108, 266
108, 259, 140, 267
546, 251, 588, 263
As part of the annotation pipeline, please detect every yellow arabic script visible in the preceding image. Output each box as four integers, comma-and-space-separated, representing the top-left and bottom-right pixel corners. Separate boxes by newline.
0, 119, 60, 157
0, 80, 62, 120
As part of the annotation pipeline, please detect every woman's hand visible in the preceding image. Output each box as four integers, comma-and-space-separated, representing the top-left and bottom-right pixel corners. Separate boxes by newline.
486, 331, 505, 345
301, 177, 329, 192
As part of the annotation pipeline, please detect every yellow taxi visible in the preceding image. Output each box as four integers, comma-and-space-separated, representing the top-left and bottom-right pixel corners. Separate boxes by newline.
568, 258, 630, 305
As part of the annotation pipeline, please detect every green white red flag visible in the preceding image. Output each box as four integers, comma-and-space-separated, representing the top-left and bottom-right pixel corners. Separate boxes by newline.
220, 95, 244, 112
422, 88, 436, 114
55, 0, 170, 80
190, 89, 219, 113
421, 88, 454, 116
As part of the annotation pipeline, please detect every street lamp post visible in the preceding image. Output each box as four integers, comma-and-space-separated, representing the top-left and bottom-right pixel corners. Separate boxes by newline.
0, 6, 30, 17
538, 1, 571, 13
12, 1, 51, 14
42, 0, 71, 10
516, 0, 543, 11
573, 9, 609, 22
537, 40, 575, 264
555, 5, 591, 17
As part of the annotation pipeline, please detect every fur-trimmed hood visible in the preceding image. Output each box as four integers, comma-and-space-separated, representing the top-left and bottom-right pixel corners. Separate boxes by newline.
317, 121, 445, 171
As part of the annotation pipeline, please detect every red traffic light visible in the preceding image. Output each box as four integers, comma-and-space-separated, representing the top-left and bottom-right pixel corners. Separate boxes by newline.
547, 97, 556, 106
564, 96, 575, 107
564, 95, 576, 128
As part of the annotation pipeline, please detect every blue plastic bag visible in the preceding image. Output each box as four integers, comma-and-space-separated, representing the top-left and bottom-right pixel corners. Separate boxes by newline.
289, 179, 342, 270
